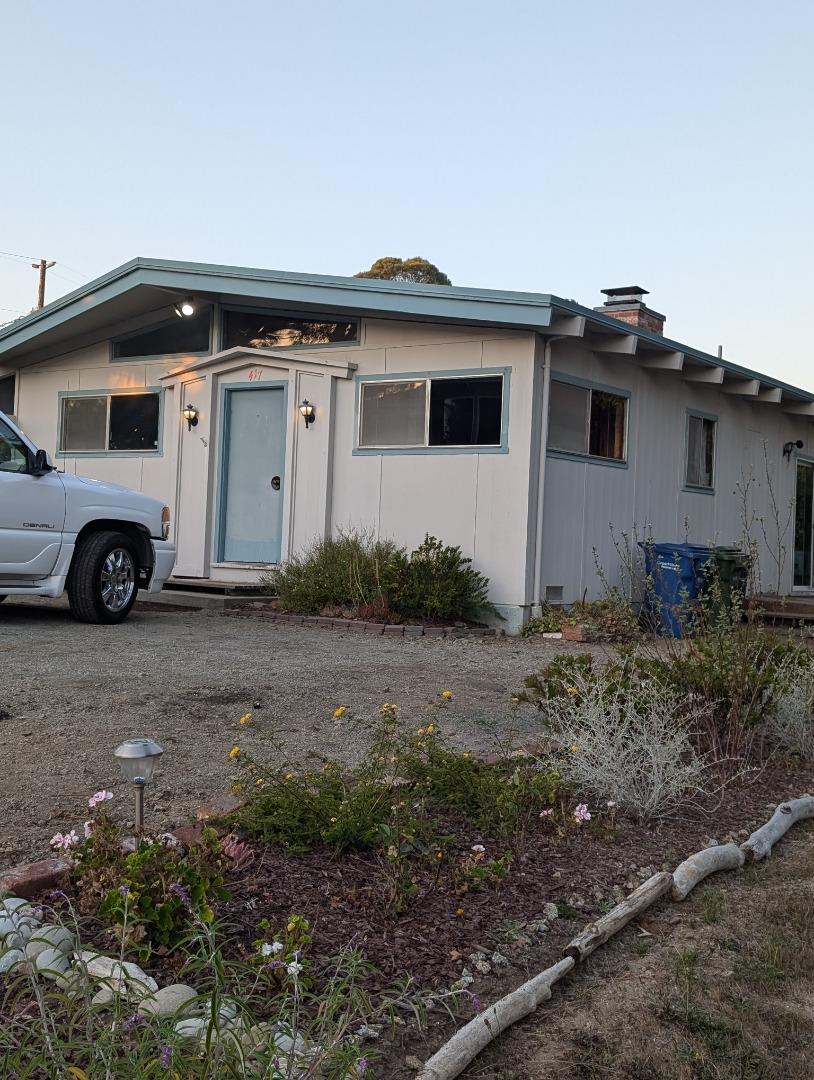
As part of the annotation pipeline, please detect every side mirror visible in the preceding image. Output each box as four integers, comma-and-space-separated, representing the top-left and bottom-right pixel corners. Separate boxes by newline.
31, 448, 53, 476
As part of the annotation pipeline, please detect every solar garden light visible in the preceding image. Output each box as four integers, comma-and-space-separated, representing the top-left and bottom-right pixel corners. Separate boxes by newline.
114, 738, 164, 832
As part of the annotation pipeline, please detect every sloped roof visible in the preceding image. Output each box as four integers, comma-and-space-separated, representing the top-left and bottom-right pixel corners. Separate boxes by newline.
0, 256, 810, 407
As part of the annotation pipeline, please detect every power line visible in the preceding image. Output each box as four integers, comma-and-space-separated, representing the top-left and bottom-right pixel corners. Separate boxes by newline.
0, 249, 39, 263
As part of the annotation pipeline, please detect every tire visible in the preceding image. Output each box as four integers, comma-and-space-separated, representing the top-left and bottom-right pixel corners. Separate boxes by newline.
67, 531, 139, 624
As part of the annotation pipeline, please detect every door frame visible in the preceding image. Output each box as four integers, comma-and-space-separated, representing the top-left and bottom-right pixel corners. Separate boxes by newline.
792, 454, 814, 593
214, 380, 288, 566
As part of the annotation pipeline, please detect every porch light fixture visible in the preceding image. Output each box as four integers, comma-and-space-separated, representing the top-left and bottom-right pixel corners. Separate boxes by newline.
114, 737, 164, 833
299, 399, 316, 428
183, 404, 199, 431
783, 439, 804, 461
174, 297, 196, 318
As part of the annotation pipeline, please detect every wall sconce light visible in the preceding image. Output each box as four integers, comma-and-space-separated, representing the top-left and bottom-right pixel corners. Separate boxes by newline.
299, 399, 316, 428
783, 439, 804, 460
183, 404, 199, 431
114, 737, 164, 833
174, 297, 196, 318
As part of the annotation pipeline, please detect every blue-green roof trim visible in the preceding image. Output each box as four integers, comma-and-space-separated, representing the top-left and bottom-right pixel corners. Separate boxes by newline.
0, 256, 810, 403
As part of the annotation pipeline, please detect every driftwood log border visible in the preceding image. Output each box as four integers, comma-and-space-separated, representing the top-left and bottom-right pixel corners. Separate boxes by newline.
415, 794, 813, 1080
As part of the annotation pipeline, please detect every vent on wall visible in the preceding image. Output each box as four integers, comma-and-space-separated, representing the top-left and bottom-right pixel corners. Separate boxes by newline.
545, 585, 564, 604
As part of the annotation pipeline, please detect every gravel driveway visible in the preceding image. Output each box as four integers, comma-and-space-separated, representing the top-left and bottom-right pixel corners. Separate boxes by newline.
0, 597, 598, 868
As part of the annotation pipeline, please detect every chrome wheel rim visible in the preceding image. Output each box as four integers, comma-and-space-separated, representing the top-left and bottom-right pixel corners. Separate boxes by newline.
100, 548, 135, 612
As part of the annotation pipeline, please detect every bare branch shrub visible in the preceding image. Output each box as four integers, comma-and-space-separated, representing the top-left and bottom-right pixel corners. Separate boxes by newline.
539, 669, 709, 820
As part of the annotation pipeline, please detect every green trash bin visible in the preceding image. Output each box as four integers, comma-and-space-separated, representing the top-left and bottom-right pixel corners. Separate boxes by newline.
710, 545, 750, 618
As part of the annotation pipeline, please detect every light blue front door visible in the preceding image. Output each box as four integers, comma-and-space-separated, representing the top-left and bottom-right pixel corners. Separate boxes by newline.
219, 386, 286, 563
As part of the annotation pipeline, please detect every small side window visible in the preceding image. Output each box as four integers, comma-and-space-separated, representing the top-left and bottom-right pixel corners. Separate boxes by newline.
686, 414, 716, 488
547, 379, 627, 462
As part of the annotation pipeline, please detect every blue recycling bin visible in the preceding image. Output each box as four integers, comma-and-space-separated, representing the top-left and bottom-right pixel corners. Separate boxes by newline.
639, 542, 714, 637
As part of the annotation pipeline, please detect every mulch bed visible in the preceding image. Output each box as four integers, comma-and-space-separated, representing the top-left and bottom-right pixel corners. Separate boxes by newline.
31, 760, 814, 1077
218, 761, 812, 1073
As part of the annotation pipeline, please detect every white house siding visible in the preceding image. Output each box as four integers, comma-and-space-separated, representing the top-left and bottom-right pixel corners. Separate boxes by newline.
329, 321, 538, 621
539, 339, 810, 602
12, 319, 537, 623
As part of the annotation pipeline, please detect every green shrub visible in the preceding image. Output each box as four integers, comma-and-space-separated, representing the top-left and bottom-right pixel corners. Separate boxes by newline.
263, 527, 401, 612
382, 534, 497, 622
71, 816, 228, 958
566, 598, 640, 642
521, 606, 565, 636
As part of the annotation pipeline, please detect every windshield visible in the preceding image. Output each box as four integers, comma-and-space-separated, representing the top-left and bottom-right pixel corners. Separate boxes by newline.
0, 414, 30, 473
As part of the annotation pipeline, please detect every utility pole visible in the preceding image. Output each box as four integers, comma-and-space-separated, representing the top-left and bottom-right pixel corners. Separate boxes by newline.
31, 259, 56, 309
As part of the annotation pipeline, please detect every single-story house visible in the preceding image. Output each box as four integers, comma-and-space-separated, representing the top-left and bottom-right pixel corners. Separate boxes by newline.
1, 258, 813, 631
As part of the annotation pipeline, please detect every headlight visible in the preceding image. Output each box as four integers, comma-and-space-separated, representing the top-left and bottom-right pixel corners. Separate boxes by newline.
161, 506, 171, 539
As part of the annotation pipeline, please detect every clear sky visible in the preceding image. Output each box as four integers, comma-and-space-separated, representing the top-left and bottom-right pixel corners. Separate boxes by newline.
1, 1, 812, 386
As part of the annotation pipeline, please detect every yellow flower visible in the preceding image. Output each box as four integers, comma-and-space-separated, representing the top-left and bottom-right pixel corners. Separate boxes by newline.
333, 706, 347, 719
436, 851, 443, 860
417, 727, 425, 736
330, 816, 338, 824
441, 690, 453, 700
570, 745, 579, 753
463, 752, 471, 759
284, 772, 294, 781
255, 779, 265, 787
231, 782, 243, 794
228, 746, 241, 759
239, 712, 253, 725
426, 723, 434, 734
565, 686, 578, 696
455, 907, 465, 918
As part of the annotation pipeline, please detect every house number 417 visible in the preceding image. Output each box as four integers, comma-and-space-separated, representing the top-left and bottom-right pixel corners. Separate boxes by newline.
248, 368, 263, 381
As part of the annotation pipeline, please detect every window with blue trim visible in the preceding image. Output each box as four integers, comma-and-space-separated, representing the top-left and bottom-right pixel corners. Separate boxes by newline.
60, 392, 160, 453
359, 374, 504, 449
548, 380, 627, 461
113, 309, 211, 359
686, 413, 716, 488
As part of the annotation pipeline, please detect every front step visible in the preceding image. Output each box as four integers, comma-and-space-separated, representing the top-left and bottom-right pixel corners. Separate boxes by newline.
163, 576, 265, 597
137, 589, 266, 611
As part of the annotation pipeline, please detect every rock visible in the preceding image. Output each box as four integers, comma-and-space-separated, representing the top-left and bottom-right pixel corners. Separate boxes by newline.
217, 998, 240, 1022
490, 951, 509, 968
26, 925, 75, 959
705, 838, 720, 848
35, 947, 71, 980
450, 968, 474, 991
0, 924, 25, 950
241, 1022, 275, 1053
468, 952, 491, 975
175, 1016, 210, 1040
74, 951, 157, 997
543, 902, 559, 921
0, 949, 26, 975
91, 985, 117, 1007
138, 983, 199, 1019
0, 898, 38, 924
405, 1055, 424, 1071
272, 1026, 307, 1056
121, 960, 159, 996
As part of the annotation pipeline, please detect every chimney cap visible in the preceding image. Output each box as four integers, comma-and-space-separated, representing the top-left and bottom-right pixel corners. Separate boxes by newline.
601, 285, 649, 300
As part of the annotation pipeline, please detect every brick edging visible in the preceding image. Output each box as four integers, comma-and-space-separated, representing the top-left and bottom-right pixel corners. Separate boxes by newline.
221, 607, 499, 638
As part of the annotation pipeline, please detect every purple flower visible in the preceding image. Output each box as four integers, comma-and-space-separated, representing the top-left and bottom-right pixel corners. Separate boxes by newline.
119, 885, 130, 898
169, 882, 192, 909
123, 1012, 145, 1036
159, 1044, 172, 1068
358, 1058, 368, 1076
467, 990, 482, 1013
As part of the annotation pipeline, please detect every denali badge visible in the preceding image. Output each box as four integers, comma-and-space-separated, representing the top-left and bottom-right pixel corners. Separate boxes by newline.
22, 522, 55, 529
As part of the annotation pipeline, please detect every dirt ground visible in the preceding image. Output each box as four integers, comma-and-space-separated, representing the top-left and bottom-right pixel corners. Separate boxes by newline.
0, 595, 604, 868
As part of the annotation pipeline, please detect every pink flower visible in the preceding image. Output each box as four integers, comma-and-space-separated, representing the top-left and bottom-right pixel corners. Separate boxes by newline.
539, 808, 555, 818
573, 803, 591, 824
83, 821, 94, 839
606, 800, 617, 809
88, 790, 113, 810
50, 830, 80, 851
471, 844, 486, 854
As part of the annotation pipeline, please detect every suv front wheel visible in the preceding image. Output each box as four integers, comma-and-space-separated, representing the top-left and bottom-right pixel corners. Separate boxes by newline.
67, 531, 139, 624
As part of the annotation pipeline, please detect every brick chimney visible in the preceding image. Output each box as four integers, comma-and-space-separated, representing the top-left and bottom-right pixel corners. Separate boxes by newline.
594, 286, 665, 335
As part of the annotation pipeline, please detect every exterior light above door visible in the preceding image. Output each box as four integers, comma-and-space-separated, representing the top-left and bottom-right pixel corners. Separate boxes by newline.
174, 297, 196, 318
183, 404, 199, 431
299, 399, 316, 428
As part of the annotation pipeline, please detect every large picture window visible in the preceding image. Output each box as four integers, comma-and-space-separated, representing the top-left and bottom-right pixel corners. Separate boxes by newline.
685, 412, 716, 489
547, 378, 628, 462
60, 392, 161, 453
222, 309, 358, 351
113, 309, 211, 359
357, 373, 505, 450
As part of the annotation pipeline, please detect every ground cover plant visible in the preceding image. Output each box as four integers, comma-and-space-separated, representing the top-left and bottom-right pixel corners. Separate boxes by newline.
263, 529, 497, 623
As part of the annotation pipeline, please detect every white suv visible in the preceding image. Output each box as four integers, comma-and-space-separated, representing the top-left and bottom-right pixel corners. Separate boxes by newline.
0, 410, 176, 623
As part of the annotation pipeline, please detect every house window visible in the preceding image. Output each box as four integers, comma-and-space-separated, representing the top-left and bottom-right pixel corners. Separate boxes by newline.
60, 392, 161, 453
222, 309, 358, 351
113, 308, 211, 360
0, 373, 15, 416
547, 378, 627, 461
686, 413, 716, 489
358, 373, 505, 450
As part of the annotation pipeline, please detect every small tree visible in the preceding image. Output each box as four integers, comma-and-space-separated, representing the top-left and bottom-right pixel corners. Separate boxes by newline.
355, 256, 452, 286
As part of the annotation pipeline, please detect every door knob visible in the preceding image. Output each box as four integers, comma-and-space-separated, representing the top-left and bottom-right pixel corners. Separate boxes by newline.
271, 476, 281, 491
